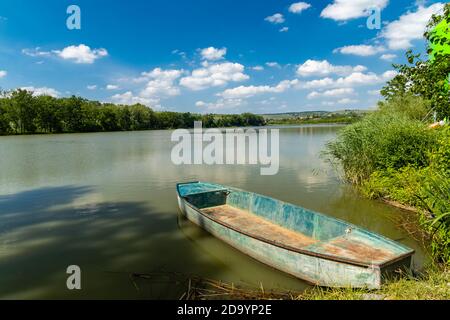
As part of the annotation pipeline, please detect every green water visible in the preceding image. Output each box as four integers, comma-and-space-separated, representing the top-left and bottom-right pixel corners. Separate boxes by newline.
0, 125, 428, 299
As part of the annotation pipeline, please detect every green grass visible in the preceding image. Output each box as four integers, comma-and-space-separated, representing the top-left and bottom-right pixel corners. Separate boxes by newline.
302, 267, 450, 300
324, 96, 450, 265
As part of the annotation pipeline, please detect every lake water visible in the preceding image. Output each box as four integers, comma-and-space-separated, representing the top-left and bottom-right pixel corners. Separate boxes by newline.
0, 125, 428, 299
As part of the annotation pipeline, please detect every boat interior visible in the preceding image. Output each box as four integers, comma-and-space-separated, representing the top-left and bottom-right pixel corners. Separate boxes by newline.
179, 184, 412, 266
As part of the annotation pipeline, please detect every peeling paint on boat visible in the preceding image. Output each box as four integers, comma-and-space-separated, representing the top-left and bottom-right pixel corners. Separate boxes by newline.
177, 181, 414, 289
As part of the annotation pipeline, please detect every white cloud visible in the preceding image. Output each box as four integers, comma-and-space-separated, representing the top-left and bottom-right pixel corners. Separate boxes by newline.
21, 86, 60, 97
297, 59, 367, 77
382, 3, 444, 50
323, 87, 355, 97
106, 84, 119, 90
196, 98, 246, 111
381, 70, 398, 80
335, 72, 380, 86
22, 47, 51, 57
0, 70, 7, 78
307, 91, 320, 99
380, 53, 397, 61
265, 13, 285, 24
307, 87, 355, 99
289, 2, 312, 14
252, 66, 264, 71
279, 27, 289, 32
53, 44, 108, 64
321, 0, 389, 21
200, 47, 227, 61
139, 68, 183, 98
112, 68, 182, 106
111, 91, 155, 106
337, 98, 359, 104
266, 62, 281, 68
87, 85, 97, 90
302, 77, 335, 89
301, 69, 397, 90
368, 89, 380, 95
219, 79, 299, 99
180, 62, 249, 91
334, 45, 386, 56
334, 70, 397, 87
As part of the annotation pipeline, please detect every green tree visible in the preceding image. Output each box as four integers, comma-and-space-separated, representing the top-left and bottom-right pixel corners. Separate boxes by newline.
8, 89, 37, 134
381, 4, 450, 119
34, 95, 62, 133
0, 94, 11, 135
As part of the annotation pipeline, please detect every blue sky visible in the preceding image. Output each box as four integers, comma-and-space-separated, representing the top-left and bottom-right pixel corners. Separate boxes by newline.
0, 0, 445, 114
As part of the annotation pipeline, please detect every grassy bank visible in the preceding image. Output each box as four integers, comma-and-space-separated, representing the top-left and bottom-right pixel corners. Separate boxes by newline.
162, 266, 449, 300
324, 95, 450, 264
302, 267, 450, 300
319, 6, 450, 299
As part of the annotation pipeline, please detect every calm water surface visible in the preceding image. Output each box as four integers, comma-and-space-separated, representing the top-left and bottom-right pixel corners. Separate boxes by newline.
0, 125, 428, 299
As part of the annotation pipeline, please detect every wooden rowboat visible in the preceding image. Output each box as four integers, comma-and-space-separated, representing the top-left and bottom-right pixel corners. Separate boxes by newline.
176, 181, 415, 289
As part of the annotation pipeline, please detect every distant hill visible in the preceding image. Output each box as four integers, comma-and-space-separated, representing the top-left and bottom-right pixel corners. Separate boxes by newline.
262, 109, 369, 120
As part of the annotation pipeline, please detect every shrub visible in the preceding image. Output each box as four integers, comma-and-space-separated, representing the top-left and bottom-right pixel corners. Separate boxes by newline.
324, 109, 437, 184
378, 95, 431, 121
429, 126, 450, 174
361, 167, 429, 207
419, 174, 450, 264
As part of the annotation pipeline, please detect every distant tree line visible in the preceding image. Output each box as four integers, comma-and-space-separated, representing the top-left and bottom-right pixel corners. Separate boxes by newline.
0, 89, 266, 135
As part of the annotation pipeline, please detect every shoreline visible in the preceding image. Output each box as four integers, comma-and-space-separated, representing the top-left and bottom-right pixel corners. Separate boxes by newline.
0, 122, 348, 138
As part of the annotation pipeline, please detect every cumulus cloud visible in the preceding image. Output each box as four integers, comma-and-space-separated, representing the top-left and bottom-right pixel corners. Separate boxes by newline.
111, 91, 155, 106
53, 44, 108, 64
337, 98, 359, 104
196, 98, 246, 111
380, 53, 397, 61
334, 70, 397, 87
139, 68, 183, 98
219, 79, 300, 99
296, 60, 367, 77
106, 84, 119, 90
265, 13, 285, 24
335, 72, 381, 87
334, 45, 386, 56
321, 0, 389, 21
87, 85, 97, 90
21, 86, 60, 97
111, 68, 183, 107
279, 27, 289, 32
0, 70, 7, 78
180, 62, 249, 91
307, 87, 355, 99
200, 47, 227, 61
301, 70, 397, 90
301, 77, 335, 89
289, 2, 312, 14
382, 3, 444, 50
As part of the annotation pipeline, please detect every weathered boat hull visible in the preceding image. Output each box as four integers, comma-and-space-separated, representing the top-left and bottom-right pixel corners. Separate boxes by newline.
177, 182, 414, 289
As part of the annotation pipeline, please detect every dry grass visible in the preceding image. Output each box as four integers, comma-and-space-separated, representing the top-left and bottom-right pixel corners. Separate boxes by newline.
129, 266, 450, 300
